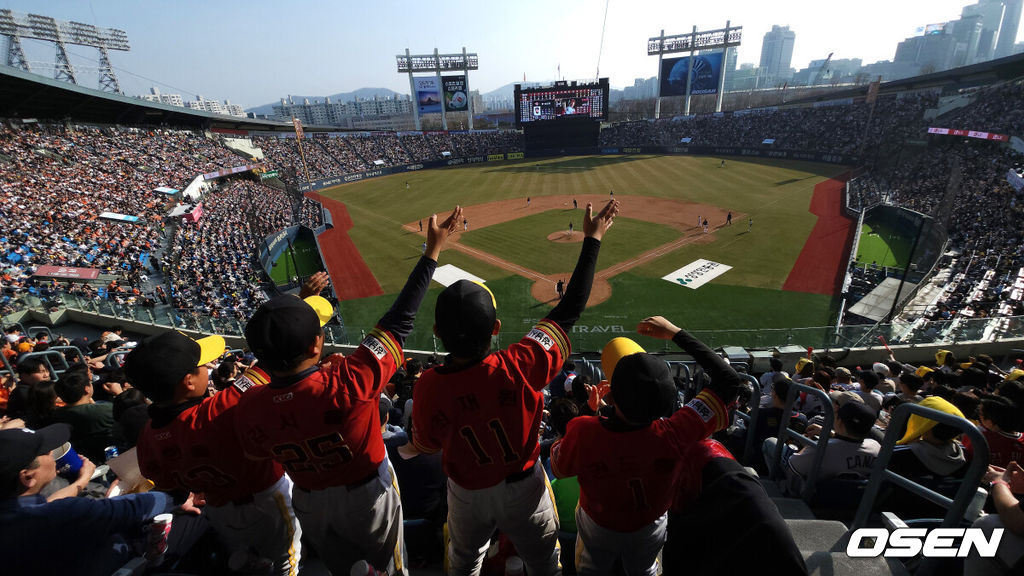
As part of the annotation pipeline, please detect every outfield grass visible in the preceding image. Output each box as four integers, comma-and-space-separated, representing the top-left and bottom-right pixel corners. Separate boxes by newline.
459, 210, 679, 275
855, 222, 914, 268
326, 155, 849, 351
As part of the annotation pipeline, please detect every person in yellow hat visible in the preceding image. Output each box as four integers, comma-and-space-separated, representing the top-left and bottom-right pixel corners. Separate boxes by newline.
889, 396, 968, 479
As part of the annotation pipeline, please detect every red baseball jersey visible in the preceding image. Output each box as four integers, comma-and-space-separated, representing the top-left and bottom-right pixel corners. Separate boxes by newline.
411, 320, 569, 490
964, 428, 1024, 469
137, 367, 284, 507
234, 327, 402, 491
551, 390, 728, 532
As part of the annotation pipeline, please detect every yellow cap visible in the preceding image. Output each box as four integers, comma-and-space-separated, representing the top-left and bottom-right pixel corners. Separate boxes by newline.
602, 337, 645, 381
795, 357, 812, 374
935, 349, 952, 366
194, 334, 227, 366
303, 295, 334, 327
897, 396, 965, 445
1006, 369, 1024, 381
915, 366, 934, 378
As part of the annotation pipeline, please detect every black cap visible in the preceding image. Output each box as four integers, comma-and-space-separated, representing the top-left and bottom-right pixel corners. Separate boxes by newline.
610, 353, 677, 424
838, 401, 877, 438
434, 280, 496, 355
0, 424, 71, 482
245, 296, 330, 372
857, 370, 879, 390
124, 331, 225, 403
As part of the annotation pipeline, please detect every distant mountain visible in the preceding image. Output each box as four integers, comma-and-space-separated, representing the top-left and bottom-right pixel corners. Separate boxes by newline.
246, 87, 405, 115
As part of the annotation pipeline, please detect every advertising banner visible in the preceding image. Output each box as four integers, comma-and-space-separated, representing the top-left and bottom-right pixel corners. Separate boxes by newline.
33, 265, 101, 280
443, 75, 469, 112
415, 76, 442, 114
660, 53, 722, 97
153, 186, 178, 195
661, 259, 732, 289
927, 127, 1009, 141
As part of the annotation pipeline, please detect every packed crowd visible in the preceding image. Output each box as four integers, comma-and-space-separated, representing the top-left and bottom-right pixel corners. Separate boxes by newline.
254, 130, 525, 184
847, 81, 1024, 323
598, 93, 938, 157
166, 180, 307, 320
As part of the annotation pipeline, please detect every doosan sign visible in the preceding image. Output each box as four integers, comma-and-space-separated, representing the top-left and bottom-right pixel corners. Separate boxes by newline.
661, 259, 732, 290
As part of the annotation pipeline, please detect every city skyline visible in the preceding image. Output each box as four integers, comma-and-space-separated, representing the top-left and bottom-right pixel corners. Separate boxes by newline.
1, 0, 1022, 109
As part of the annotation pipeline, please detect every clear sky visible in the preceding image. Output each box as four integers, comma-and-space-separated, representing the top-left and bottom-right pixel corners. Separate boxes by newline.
4, 0, 1021, 108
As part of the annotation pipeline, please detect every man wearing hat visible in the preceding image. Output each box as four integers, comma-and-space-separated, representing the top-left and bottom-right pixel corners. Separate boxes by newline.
235, 207, 461, 576
783, 393, 881, 496
127, 331, 302, 576
0, 424, 172, 575
406, 200, 617, 576
551, 315, 743, 576
889, 396, 968, 479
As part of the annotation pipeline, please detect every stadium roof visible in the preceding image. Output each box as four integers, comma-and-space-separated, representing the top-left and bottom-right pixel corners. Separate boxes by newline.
0, 65, 320, 132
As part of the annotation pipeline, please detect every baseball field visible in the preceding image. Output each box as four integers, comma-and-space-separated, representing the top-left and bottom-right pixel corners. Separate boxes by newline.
314, 155, 853, 352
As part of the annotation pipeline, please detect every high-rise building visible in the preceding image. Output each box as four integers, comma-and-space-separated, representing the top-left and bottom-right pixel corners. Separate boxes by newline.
962, 0, 1006, 60
996, 0, 1023, 57
759, 25, 796, 82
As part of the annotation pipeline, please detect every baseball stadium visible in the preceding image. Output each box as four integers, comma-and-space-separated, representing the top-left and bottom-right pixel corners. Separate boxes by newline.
2, 4, 1024, 576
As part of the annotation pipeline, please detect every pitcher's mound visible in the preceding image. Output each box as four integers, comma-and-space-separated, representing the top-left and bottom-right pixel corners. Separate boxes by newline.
547, 231, 583, 243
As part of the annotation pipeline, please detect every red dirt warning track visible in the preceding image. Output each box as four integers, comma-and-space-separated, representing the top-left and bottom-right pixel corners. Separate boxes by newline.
306, 192, 382, 300
781, 174, 855, 295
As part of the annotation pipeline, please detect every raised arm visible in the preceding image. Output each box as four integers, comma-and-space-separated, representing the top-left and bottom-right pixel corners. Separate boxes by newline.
545, 200, 619, 330
378, 206, 462, 346
637, 316, 743, 405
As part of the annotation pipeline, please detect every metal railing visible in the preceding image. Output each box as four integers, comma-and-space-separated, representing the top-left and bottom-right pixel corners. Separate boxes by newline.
4, 289, 1023, 353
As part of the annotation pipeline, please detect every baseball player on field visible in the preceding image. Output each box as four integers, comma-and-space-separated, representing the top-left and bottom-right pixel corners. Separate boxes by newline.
550, 316, 743, 576
234, 206, 462, 576
126, 331, 302, 576
403, 199, 619, 576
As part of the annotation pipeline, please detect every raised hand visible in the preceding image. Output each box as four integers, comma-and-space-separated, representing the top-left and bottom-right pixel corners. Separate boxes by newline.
425, 205, 463, 260
299, 271, 330, 298
637, 316, 681, 340
583, 199, 619, 241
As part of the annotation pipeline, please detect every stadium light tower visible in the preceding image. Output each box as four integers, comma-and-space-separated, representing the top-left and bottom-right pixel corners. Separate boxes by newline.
648, 22, 741, 117
0, 9, 130, 93
397, 48, 479, 130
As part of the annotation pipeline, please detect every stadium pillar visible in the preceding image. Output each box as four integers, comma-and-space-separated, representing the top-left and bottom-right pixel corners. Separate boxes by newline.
406, 49, 420, 131
435, 48, 447, 131
464, 46, 474, 130
654, 29, 665, 120
684, 26, 696, 116
716, 21, 730, 113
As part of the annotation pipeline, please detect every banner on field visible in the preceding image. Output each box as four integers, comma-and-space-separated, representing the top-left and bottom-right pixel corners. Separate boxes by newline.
415, 76, 442, 114
927, 127, 1009, 142
433, 264, 485, 287
153, 186, 178, 195
660, 53, 722, 97
443, 75, 469, 112
661, 259, 732, 289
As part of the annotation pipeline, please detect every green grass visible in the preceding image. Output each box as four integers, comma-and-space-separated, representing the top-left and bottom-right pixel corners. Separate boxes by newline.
459, 210, 679, 275
323, 155, 849, 351
855, 222, 914, 268
268, 237, 322, 285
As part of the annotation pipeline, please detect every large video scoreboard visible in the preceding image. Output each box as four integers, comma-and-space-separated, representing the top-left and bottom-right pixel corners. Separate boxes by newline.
514, 78, 609, 126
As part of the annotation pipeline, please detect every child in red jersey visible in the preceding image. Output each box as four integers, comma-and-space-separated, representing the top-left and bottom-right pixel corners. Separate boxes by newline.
551, 316, 742, 576
126, 331, 302, 576
407, 200, 619, 576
